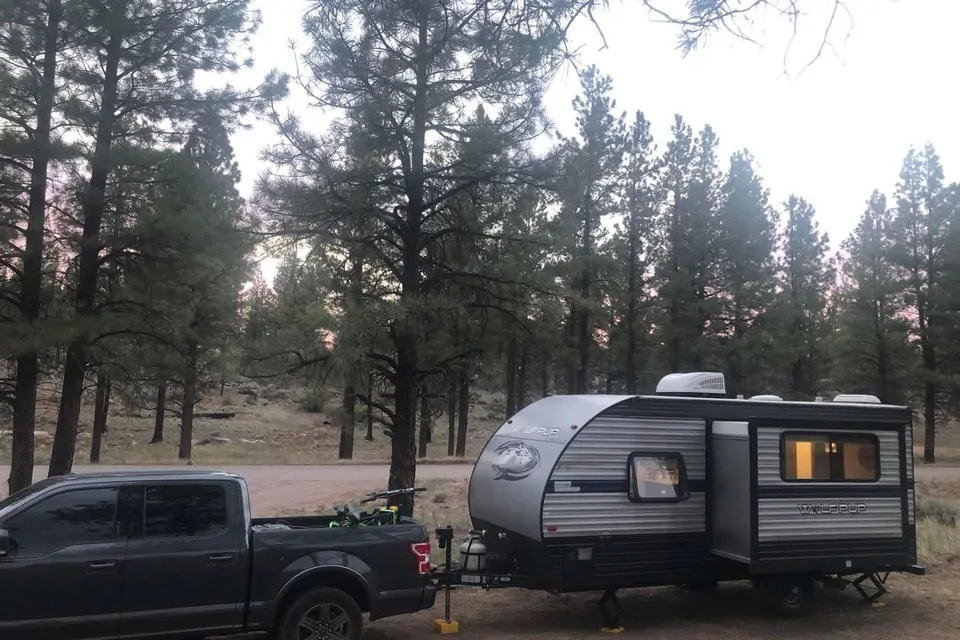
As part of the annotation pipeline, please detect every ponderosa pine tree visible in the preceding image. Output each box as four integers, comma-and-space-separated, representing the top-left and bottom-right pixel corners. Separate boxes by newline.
257, 0, 576, 515
128, 111, 253, 461
1, 0, 68, 492
553, 66, 626, 393
774, 195, 834, 399
608, 111, 659, 393
715, 150, 778, 396
654, 116, 722, 372
890, 145, 952, 463
832, 191, 915, 404
48, 0, 275, 475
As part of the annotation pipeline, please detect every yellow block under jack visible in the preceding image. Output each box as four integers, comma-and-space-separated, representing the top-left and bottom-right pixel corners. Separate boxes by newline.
433, 619, 460, 634
600, 625, 625, 634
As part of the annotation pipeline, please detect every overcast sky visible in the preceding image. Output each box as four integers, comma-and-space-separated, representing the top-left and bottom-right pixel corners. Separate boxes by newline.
229, 0, 958, 273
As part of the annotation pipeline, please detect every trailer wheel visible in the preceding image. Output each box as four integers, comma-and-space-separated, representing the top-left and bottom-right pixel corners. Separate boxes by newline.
764, 574, 815, 617
277, 586, 363, 640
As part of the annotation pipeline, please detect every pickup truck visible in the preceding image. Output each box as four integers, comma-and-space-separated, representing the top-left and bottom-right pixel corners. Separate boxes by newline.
0, 469, 436, 640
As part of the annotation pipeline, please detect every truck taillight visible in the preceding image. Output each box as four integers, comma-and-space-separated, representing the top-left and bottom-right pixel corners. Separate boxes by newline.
410, 541, 431, 575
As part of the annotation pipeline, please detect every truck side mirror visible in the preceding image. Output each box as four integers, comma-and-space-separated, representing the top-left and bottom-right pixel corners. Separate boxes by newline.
0, 529, 9, 558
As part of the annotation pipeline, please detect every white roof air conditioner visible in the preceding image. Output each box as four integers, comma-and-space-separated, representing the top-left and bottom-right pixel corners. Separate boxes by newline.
656, 372, 726, 396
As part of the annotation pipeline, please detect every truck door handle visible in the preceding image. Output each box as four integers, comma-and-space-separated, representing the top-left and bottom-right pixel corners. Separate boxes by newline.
88, 560, 117, 571
208, 554, 234, 564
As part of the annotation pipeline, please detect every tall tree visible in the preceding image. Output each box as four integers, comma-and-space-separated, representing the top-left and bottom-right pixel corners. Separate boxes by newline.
890, 145, 951, 463
0, 0, 67, 491
48, 0, 269, 476
715, 150, 778, 396
258, 0, 573, 515
653, 116, 722, 372
129, 111, 252, 461
553, 66, 626, 393
775, 195, 833, 398
833, 191, 915, 403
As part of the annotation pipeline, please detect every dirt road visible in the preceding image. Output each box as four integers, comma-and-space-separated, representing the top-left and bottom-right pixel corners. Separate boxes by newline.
0, 463, 471, 514
2, 462, 957, 515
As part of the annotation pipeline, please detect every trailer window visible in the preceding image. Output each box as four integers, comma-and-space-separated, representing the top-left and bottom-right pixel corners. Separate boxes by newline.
781, 433, 879, 482
627, 452, 690, 503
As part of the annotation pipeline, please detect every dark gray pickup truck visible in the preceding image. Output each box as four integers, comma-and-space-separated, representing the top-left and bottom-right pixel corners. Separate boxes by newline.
0, 470, 436, 640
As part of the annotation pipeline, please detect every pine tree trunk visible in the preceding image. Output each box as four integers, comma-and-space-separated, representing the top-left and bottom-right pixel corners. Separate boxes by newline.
90, 372, 110, 463
516, 346, 527, 410
385, 0, 430, 518
577, 195, 593, 394
417, 382, 430, 459
49, 13, 124, 478
9, 0, 63, 494
455, 371, 469, 457
179, 340, 199, 461
541, 357, 548, 398
447, 374, 456, 457
151, 381, 166, 444
625, 203, 639, 394
364, 370, 374, 441
922, 340, 937, 464
565, 307, 577, 393
339, 382, 356, 460
505, 338, 517, 419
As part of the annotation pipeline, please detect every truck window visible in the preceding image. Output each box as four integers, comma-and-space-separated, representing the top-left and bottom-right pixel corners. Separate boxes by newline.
781, 432, 879, 482
2, 487, 118, 557
627, 452, 690, 503
143, 484, 228, 538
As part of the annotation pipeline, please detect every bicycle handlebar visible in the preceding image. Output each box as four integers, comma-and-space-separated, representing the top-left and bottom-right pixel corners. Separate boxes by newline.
360, 487, 427, 503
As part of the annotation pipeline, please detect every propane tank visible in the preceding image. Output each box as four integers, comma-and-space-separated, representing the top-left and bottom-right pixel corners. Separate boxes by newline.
458, 533, 487, 572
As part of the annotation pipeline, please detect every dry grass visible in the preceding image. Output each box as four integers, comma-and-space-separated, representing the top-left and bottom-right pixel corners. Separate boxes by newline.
0, 382, 504, 466
915, 423, 960, 466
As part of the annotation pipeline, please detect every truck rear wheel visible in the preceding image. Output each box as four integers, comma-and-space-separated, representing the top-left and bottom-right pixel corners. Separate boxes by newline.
278, 586, 363, 640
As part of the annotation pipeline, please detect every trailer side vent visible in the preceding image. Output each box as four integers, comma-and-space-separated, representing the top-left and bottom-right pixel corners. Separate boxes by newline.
750, 394, 783, 402
833, 394, 882, 404
656, 372, 726, 397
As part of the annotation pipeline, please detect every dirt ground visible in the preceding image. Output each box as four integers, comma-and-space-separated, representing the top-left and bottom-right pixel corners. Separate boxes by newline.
367, 574, 960, 640
0, 381, 503, 467
4, 380, 960, 468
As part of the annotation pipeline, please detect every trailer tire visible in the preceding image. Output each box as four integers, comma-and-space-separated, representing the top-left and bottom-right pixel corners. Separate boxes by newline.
765, 574, 815, 618
277, 586, 364, 640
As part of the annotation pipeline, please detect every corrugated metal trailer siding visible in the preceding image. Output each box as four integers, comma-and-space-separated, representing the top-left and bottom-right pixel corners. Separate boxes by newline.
542, 493, 705, 538
550, 416, 705, 481
757, 497, 903, 541
544, 417, 705, 539
755, 426, 904, 544
756, 428, 901, 486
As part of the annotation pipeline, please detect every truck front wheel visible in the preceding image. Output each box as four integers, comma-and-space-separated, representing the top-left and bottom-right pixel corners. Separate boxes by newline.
278, 586, 363, 640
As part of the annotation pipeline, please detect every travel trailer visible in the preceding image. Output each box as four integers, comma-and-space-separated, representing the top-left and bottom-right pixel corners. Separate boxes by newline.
432, 372, 925, 631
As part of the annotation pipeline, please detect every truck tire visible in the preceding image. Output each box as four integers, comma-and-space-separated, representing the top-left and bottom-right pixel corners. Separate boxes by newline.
278, 586, 363, 640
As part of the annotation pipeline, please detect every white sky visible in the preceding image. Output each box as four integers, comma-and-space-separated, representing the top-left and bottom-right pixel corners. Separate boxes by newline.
228, 0, 959, 280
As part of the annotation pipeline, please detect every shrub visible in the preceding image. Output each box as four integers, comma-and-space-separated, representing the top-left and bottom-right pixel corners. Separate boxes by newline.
917, 495, 959, 527
301, 388, 328, 414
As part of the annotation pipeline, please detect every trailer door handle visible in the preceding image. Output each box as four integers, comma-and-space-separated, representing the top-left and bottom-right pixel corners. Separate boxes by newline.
208, 554, 234, 565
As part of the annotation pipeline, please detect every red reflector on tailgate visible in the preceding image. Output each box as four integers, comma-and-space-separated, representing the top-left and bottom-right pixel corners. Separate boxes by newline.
410, 542, 431, 575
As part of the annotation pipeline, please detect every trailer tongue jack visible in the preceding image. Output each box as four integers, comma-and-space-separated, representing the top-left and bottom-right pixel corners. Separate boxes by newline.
598, 590, 624, 633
